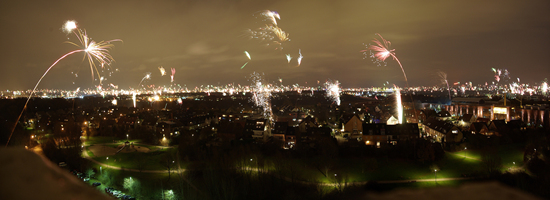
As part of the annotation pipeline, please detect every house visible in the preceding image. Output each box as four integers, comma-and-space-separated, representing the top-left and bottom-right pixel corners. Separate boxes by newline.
422, 118, 463, 144
362, 123, 420, 148
362, 123, 387, 148
436, 110, 452, 121
271, 121, 301, 148
418, 109, 437, 123
244, 119, 271, 142
340, 114, 363, 139
272, 122, 289, 143
157, 120, 180, 139
216, 120, 244, 142
487, 120, 510, 137
469, 122, 489, 135
386, 116, 399, 125
386, 123, 421, 144
298, 116, 318, 133
458, 114, 477, 127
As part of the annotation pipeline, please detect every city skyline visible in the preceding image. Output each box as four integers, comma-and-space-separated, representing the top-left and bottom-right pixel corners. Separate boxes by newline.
0, 0, 549, 90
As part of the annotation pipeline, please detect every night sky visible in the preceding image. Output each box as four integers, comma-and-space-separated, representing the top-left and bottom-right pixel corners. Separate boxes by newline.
0, 0, 549, 90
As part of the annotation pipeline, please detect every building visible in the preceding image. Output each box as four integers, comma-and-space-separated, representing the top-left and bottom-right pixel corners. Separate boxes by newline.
340, 114, 363, 140
362, 123, 420, 148
244, 119, 271, 142
469, 122, 489, 135
422, 118, 463, 144
458, 114, 477, 128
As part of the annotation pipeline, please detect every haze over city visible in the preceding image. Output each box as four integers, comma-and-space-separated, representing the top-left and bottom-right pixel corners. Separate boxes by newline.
0, 0, 549, 90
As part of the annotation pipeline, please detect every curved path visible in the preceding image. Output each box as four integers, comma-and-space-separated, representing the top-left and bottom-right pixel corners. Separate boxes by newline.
82, 144, 182, 174
84, 150, 476, 187
82, 144, 480, 187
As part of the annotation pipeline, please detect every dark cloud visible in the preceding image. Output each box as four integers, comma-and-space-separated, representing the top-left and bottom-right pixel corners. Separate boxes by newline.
0, 0, 549, 90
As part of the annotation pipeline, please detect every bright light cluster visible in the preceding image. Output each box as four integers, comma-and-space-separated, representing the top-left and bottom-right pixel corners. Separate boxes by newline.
250, 72, 274, 122
325, 80, 341, 106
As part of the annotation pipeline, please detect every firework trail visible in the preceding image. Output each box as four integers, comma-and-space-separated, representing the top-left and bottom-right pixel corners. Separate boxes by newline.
6, 21, 121, 147
324, 80, 341, 106
158, 66, 166, 76
250, 72, 274, 121
437, 71, 451, 101
286, 54, 292, 63
244, 51, 251, 60
542, 81, 548, 95
241, 62, 249, 69
170, 68, 176, 83
138, 72, 152, 88
240, 51, 252, 69
361, 33, 416, 121
394, 85, 403, 124
297, 49, 303, 66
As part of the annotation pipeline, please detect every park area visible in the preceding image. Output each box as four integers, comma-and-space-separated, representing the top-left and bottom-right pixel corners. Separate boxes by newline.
78, 136, 529, 199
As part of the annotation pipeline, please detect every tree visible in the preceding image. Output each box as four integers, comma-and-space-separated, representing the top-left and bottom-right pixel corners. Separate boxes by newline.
313, 137, 338, 178
123, 177, 141, 197
86, 168, 95, 179
99, 169, 114, 186
481, 152, 502, 176
160, 152, 176, 180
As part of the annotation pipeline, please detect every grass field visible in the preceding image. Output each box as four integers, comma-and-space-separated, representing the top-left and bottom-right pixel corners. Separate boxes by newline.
82, 136, 526, 185
92, 148, 178, 171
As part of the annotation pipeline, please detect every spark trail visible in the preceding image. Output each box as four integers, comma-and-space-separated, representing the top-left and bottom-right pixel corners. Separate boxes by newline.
361, 33, 416, 122
437, 71, 451, 101
6, 21, 121, 147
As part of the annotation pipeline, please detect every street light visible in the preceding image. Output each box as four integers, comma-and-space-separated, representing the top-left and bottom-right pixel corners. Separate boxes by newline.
126, 134, 129, 141
434, 169, 438, 183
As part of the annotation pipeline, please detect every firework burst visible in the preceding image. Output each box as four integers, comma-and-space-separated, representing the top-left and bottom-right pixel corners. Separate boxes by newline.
255, 10, 280, 26
325, 80, 341, 106
158, 66, 166, 76
170, 68, 176, 83
361, 33, 408, 84
250, 72, 274, 121
286, 54, 292, 63
6, 21, 121, 147
491, 68, 510, 83
247, 11, 290, 50
138, 72, 152, 88
297, 49, 303, 67
62, 20, 77, 34
437, 71, 451, 101
361, 33, 416, 122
